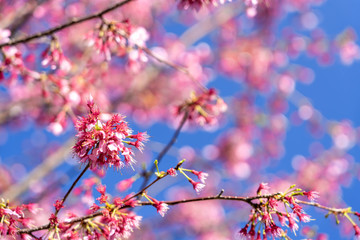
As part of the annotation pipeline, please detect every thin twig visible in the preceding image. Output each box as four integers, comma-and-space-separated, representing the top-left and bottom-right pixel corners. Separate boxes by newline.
138, 111, 189, 191
0, 0, 134, 48
296, 200, 353, 214
140, 192, 282, 206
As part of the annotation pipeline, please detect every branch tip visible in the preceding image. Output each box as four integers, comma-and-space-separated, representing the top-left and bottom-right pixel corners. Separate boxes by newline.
217, 189, 224, 197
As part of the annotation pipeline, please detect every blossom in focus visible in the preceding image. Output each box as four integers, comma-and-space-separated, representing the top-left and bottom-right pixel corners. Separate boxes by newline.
191, 170, 208, 184
153, 202, 169, 217
188, 179, 205, 193
73, 97, 148, 170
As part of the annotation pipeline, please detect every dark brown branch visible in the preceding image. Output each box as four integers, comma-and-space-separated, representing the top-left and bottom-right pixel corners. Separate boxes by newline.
17, 161, 187, 235
0, 0, 134, 48
54, 163, 90, 216
18, 223, 50, 234
17, 190, 359, 235
16, 191, 278, 234
139, 192, 282, 206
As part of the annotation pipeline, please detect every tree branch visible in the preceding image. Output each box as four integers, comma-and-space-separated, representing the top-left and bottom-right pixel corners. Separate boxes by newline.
296, 200, 353, 214
0, 0, 134, 48
54, 163, 90, 216
16, 187, 360, 235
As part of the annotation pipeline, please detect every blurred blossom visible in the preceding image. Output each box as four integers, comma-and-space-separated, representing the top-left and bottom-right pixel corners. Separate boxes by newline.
298, 104, 313, 121
0, 29, 10, 44
329, 121, 356, 150
201, 144, 220, 160
179, 146, 196, 162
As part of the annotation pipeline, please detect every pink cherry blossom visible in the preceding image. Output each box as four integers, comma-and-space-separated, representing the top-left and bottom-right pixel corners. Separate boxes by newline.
154, 202, 169, 217
188, 179, 205, 193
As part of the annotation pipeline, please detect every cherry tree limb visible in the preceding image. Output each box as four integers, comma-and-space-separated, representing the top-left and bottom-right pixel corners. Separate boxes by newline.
17, 188, 359, 235
0, 0, 134, 48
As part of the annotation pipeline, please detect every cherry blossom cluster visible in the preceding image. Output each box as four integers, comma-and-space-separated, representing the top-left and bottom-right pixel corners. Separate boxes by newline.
0, 199, 39, 239
1, 0, 360, 239
44, 179, 142, 239
73, 97, 149, 170
238, 184, 320, 239
86, 19, 149, 66
176, 88, 227, 126
85, 191, 141, 239
48, 202, 141, 239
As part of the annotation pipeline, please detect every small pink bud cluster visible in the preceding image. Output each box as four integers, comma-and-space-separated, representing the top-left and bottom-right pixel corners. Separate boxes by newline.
176, 88, 227, 126
0, 43, 40, 84
49, 213, 58, 226
167, 167, 178, 176
96, 184, 108, 204
47, 109, 67, 136
85, 20, 149, 65
41, 38, 71, 73
53, 199, 64, 211
73, 98, 149, 170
